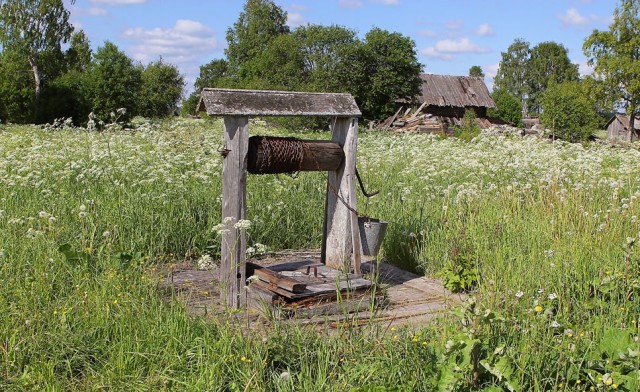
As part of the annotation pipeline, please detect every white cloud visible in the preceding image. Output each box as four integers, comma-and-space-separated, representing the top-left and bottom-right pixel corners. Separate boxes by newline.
370, 0, 400, 4
339, 0, 363, 8
421, 47, 453, 61
559, 8, 588, 26
422, 37, 489, 61
474, 23, 495, 36
444, 20, 463, 30
287, 12, 306, 28
486, 63, 500, 79
417, 29, 438, 38
89, 0, 147, 4
577, 61, 594, 76
122, 19, 220, 65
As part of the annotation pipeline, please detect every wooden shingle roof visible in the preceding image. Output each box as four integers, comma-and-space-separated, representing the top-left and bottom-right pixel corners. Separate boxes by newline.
418, 74, 496, 109
605, 114, 640, 131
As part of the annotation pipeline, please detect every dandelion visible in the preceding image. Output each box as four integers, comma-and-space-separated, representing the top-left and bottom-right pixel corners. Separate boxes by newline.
38, 211, 49, 218
103, 231, 111, 237
279, 371, 291, 381
48, 216, 56, 223
534, 305, 543, 313
79, 211, 87, 218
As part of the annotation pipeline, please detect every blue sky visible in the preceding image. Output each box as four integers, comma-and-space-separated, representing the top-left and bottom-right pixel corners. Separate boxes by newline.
66, 0, 617, 93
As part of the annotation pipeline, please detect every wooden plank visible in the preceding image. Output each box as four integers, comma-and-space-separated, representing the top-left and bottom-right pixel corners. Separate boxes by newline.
198, 88, 361, 117
290, 296, 373, 317
247, 283, 280, 310
252, 266, 307, 294
220, 116, 249, 308
324, 117, 361, 272
253, 277, 372, 300
409, 102, 427, 120
381, 107, 403, 130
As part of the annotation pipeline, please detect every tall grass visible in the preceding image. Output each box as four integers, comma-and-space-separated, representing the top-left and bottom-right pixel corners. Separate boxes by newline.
1, 119, 638, 390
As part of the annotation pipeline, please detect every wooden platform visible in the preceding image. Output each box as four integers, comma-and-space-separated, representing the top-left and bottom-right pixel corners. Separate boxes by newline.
162, 252, 461, 329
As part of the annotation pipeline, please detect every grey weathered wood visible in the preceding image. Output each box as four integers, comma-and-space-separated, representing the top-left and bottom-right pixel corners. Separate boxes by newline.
220, 116, 249, 308
409, 102, 427, 120
198, 88, 361, 117
323, 117, 361, 272
253, 277, 372, 300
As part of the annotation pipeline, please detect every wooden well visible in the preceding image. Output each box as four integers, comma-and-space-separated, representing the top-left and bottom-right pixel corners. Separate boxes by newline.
198, 88, 363, 308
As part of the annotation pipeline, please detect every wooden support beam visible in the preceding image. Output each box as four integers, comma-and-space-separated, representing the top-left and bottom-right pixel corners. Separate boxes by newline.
323, 117, 362, 273
220, 116, 249, 308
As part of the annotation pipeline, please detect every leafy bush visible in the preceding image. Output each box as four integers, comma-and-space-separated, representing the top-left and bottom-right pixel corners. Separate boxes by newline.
454, 109, 481, 142
489, 88, 522, 126
540, 81, 597, 142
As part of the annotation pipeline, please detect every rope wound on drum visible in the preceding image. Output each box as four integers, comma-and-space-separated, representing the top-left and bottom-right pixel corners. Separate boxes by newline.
248, 136, 307, 174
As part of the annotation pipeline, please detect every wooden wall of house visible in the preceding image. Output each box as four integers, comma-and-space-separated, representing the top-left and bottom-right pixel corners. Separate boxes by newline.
607, 119, 628, 140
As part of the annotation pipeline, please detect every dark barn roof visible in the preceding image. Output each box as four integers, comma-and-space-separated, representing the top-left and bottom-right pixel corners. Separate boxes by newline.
418, 74, 496, 109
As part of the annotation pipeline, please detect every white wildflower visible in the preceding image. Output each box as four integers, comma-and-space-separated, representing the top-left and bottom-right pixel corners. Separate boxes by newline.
234, 219, 251, 230
515, 291, 524, 298
548, 293, 557, 300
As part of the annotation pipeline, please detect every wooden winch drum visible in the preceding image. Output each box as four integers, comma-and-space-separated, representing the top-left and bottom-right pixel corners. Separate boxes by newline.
247, 136, 345, 174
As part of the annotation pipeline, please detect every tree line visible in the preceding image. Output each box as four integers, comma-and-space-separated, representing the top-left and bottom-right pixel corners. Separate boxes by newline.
492, 0, 640, 141
0, 0, 184, 125
2, 0, 640, 142
181, 0, 423, 122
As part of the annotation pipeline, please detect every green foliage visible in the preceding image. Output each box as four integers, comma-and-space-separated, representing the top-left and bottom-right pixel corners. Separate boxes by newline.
0, 49, 33, 123
526, 42, 579, 113
65, 30, 92, 72
139, 58, 184, 118
584, 0, 640, 140
468, 65, 484, 78
494, 38, 530, 111
436, 238, 479, 293
0, 0, 74, 117
349, 28, 422, 119
540, 81, 597, 142
488, 89, 523, 126
86, 41, 142, 121
437, 298, 520, 391
293, 24, 358, 92
453, 109, 481, 142
225, 0, 289, 74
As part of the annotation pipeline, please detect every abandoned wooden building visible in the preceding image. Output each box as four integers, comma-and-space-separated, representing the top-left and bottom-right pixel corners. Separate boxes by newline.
417, 74, 496, 118
381, 74, 498, 133
605, 113, 640, 141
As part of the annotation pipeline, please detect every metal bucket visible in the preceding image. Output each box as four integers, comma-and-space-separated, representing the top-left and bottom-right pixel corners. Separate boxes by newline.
358, 217, 388, 257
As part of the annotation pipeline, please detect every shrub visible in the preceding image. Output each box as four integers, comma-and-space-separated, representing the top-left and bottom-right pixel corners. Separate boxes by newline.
540, 81, 597, 142
488, 88, 522, 126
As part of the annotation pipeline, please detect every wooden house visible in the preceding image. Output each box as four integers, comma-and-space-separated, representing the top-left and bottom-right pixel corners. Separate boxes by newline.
417, 74, 496, 118
605, 114, 640, 141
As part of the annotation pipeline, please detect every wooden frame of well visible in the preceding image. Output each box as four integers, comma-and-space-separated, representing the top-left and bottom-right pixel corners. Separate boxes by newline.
198, 88, 363, 308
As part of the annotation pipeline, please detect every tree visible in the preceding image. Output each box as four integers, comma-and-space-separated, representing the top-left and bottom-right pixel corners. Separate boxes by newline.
242, 34, 306, 90
66, 30, 92, 72
0, 49, 34, 123
527, 41, 579, 113
488, 89, 523, 126
468, 65, 484, 78
293, 24, 358, 92
86, 41, 142, 121
584, 0, 640, 141
139, 58, 184, 118
494, 39, 530, 112
225, 0, 289, 75
0, 0, 75, 119
540, 81, 597, 142
350, 28, 422, 119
